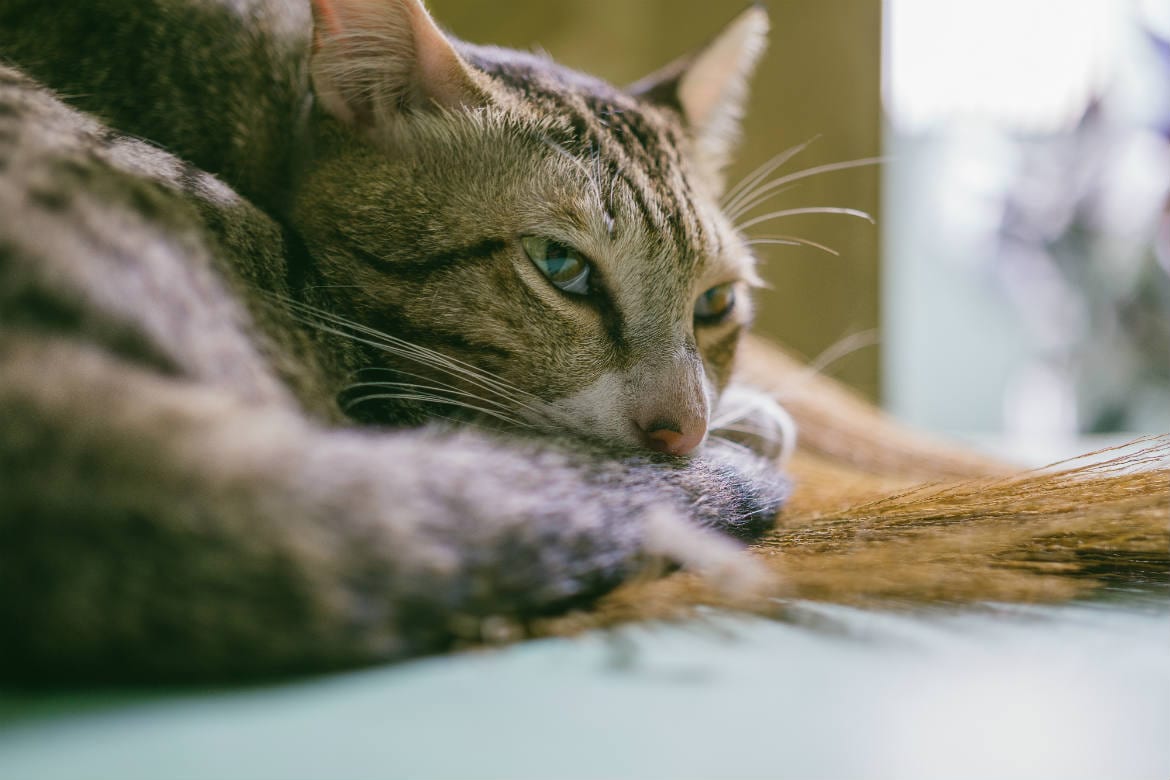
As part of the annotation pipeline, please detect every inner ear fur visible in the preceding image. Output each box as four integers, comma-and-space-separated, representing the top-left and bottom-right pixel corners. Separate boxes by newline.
629, 5, 770, 194
310, 0, 485, 128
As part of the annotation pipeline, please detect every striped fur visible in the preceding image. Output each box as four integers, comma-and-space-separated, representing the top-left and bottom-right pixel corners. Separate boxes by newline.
293, 22, 765, 445
1, 0, 1162, 686
0, 1, 793, 682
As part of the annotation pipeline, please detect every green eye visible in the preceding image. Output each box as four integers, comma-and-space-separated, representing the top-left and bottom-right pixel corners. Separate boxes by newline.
695, 283, 736, 322
522, 237, 591, 295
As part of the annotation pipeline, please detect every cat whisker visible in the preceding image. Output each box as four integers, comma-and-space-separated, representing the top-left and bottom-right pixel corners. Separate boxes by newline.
348, 377, 557, 432
292, 312, 526, 408
278, 297, 570, 430
342, 395, 490, 432
278, 296, 548, 412
363, 352, 558, 423
709, 422, 777, 438
344, 391, 527, 429
770, 329, 881, 401
729, 184, 797, 221
355, 346, 556, 421
727, 156, 886, 222
721, 137, 819, 214
351, 366, 514, 410
342, 380, 519, 415
704, 434, 755, 457
720, 410, 786, 436
745, 234, 841, 256
805, 329, 880, 377
319, 312, 526, 396
735, 207, 875, 233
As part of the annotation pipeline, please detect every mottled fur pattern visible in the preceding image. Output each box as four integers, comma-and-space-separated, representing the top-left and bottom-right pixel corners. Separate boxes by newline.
545, 342, 1169, 637
1, 0, 766, 443
0, 0, 1165, 686
0, 1, 790, 682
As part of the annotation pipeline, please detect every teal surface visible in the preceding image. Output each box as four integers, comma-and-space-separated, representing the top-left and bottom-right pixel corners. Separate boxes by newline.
2, 600, 1167, 779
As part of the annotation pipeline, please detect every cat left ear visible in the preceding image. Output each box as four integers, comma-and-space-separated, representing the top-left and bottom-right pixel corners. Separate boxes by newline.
310, 0, 485, 128
629, 5, 769, 193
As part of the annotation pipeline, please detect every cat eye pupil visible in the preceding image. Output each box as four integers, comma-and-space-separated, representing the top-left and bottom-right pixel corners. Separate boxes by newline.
695, 283, 736, 322
522, 236, 592, 296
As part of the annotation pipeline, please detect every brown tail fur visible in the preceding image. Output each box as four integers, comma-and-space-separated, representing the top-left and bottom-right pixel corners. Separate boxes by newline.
537, 336, 1169, 636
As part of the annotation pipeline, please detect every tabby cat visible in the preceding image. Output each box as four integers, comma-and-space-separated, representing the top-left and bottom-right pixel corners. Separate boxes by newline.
4, 1, 1166, 685
0, 0, 795, 682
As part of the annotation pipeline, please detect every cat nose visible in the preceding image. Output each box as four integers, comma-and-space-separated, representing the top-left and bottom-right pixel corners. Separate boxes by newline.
638, 416, 707, 456
631, 344, 709, 455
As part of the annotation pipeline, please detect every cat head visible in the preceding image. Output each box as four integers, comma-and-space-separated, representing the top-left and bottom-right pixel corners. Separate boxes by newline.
294, 0, 768, 455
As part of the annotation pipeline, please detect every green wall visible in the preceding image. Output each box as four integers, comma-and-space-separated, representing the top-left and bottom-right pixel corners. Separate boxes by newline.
431, 0, 884, 399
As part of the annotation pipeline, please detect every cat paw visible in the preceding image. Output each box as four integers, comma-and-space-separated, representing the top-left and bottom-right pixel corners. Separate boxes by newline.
660, 437, 791, 541
708, 383, 797, 464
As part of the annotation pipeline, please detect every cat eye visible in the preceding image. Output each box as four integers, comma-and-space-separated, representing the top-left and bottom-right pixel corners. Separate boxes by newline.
522, 236, 591, 295
694, 283, 736, 323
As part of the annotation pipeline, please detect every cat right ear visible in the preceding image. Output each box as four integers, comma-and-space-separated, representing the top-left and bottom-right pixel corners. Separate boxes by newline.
629, 5, 769, 194
310, 0, 485, 128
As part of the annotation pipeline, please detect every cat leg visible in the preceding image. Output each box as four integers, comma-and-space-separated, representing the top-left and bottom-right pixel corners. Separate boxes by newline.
0, 334, 786, 683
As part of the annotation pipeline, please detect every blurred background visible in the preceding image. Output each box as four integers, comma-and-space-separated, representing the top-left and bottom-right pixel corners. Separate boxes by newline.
429, 0, 1170, 448
885, 0, 1170, 456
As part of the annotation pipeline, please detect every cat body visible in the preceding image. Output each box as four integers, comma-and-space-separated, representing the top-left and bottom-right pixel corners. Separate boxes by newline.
6, 0, 1161, 686
0, 0, 792, 681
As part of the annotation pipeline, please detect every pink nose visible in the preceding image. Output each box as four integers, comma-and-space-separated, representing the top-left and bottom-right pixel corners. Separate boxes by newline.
640, 419, 707, 456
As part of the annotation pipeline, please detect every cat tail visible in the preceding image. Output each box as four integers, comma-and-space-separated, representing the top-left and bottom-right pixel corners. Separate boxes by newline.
531, 337, 1168, 632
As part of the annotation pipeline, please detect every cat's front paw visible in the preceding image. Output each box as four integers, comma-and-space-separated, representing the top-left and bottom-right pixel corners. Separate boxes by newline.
709, 383, 797, 464
668, 438, 791, 541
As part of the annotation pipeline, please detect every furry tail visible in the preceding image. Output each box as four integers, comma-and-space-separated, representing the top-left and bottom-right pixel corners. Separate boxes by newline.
534, 340, 1169, 635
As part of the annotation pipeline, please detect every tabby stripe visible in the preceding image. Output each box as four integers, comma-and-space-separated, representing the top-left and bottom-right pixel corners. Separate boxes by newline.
610, 111, 695, 259
585, 269, 628, 355
539, 89, 671, 247
598, 106, 695, 260
177, 160, 203, 194
475, 56, 705, 268
704, 324, 744, 379
367, 310, 513, 363
350, 238, 507, 280
282, 224, 316, 295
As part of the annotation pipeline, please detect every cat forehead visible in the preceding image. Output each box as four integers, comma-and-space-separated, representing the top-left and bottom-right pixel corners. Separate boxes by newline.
462, 43, 688, 166
459, 44, 738, 277
462, 45, 642, 113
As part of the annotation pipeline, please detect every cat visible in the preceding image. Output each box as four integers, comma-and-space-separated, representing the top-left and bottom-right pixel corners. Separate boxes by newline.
0, 0, 796, 682
3, 0, 1166, 685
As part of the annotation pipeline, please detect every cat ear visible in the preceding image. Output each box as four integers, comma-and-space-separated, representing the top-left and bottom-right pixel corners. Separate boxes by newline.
629, 5, 769, 192
309, 0, 484, 127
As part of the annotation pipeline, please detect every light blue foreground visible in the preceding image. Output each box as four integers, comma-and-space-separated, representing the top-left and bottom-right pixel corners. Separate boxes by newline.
1, 599, 1166, 779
